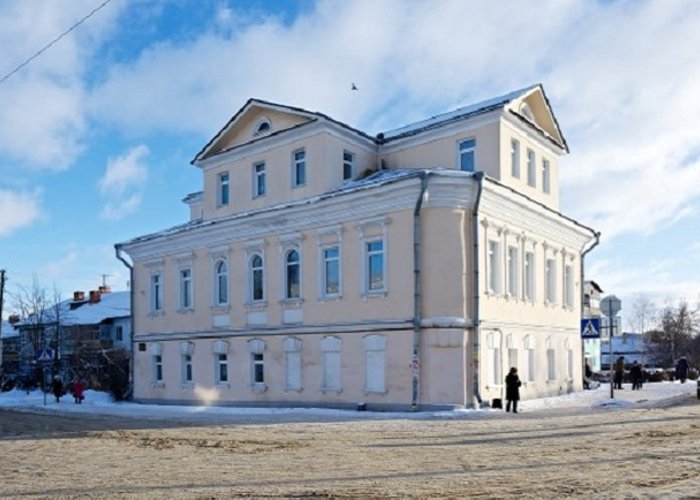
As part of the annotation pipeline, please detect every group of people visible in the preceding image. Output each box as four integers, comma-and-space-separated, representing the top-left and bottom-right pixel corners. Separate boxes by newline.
614, 357, 646, 390
51, 376, 86, 404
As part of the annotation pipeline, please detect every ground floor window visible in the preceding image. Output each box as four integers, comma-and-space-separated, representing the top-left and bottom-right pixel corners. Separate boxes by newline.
363, 335, 386, 393
216, 354, 228, 383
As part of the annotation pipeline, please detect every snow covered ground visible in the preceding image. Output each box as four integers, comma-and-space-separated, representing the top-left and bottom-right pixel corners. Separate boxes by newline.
0, 380, 696, 422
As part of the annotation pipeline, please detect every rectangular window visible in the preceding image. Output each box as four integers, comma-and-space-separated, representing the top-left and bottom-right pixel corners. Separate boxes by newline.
491, 346, 501, 385
527, 149, 536, 187
508, 348, 518, 371
527, 348, 535, 382
545, 258, 557, 303
115, 326, 123, 342
488, 240, 501, 294
365, 349, 385, 393
293, 150, 306, 187
322, 351, 341, 391
524, 251, 535, 301
285, 351, 301, 390
252, 353, 264, 384
511, 139, 520, 178
547, 347, 556, 381
150, 273, 163, 312
507, 246, 519, 297
542, 158, 551, 194
567, 349, 574, 379
182, 354, 193, 384
366, 240, 385, 292
216, 354, 228, 383
564, 264, 574, 308
253, 162, 266, 197
153, 355, 163, 383
179, 268, 192, 310
323, 246, 340, 296
343, 151, 354, 181
218, 172, 229, 206
459, 138, 476, 172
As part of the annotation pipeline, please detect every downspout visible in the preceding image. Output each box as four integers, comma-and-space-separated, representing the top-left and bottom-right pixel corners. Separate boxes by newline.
115, 244, 135, 400
580, 231, 601, 375
472, 171, 486, 408
412, 172, 429, 410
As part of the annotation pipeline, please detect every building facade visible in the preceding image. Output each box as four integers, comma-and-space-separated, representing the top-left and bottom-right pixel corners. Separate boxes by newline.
117, 85, 597, 410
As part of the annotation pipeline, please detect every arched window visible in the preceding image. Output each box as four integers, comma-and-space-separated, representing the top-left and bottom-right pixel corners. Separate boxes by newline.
250, 254, 264, 302
214, 259, 228, 305
520, 102, 534, 122
285, 249, 300, 299
253, 117, 271, 136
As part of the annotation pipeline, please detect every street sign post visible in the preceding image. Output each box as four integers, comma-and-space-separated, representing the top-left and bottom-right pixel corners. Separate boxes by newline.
36, 348, 54, 406
600, 295, 622, 399
581, 318, 601, 339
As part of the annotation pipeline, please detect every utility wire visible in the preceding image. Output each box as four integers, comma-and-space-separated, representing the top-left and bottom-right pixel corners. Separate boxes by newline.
0, 0, 113, 86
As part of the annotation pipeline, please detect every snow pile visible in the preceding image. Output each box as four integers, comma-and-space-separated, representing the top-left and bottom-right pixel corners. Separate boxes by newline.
0, 381, 696, 421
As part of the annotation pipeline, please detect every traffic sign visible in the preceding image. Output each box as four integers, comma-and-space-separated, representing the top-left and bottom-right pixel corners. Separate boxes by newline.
36, 348, 54, 365
581, 318, 601, 339
601, 295, 621, 317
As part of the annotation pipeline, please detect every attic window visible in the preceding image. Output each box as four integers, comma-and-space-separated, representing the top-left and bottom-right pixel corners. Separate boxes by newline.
520, 102, 534, 122
253, 118, 271, 136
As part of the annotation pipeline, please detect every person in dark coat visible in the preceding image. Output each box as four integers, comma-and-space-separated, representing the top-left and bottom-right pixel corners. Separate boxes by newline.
675, 357, 689, 383
629, 361, 643, 390
505, 367, 521, 413
584, 360, 593, 390
614, 356, 625, 389
51, 376, 63, 403
72, 378, 85, 404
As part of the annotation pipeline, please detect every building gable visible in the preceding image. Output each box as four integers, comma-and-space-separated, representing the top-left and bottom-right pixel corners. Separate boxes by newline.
505, 85, 567, 152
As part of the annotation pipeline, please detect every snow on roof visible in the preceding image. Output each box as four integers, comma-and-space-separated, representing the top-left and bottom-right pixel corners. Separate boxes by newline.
15, 291, 130, 328
1, 320, 19, 339
381, 84, 539, 141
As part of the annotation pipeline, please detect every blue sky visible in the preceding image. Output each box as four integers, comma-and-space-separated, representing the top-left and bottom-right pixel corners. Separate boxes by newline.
2, 0, 700, 325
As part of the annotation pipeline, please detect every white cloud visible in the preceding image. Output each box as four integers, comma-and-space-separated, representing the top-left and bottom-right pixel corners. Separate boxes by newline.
0, 188, 42, 236
98, 144, 149, 220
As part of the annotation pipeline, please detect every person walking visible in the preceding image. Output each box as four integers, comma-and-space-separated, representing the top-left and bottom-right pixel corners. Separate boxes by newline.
72, 378, 85, 404
505, 367, 521, 413
584, 360, 593, 390
614, 356, 625, 390
629, 361, 643, 390
51, 376, 63, 403
675, 356, 689, 383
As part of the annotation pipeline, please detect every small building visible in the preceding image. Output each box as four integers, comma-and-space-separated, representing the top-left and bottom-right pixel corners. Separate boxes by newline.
117, 85, 598, 410
582, 280, 604, 372
1, 316, 21, 379
600, 332, 647, 368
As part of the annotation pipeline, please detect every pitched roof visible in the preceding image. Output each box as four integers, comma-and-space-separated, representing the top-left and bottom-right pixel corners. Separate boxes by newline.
15, 291, 130, 327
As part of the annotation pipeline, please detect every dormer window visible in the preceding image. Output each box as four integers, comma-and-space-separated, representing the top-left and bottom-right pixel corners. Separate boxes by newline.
520, 102, 534, 122
253, 117, 271, 137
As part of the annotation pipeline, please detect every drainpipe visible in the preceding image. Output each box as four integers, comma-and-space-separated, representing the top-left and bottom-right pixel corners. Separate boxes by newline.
580, 231, 601, 377
412, 172, 429, 410
471, 171, 486, 408
115, 244, 135, 400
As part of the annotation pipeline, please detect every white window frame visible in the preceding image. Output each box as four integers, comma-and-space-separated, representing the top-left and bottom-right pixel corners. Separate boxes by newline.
284, 248, 301, 300
458, 138, 476, 172
213, 258, 229, 306
487, 332, 502, 386
363, 335, 386, 394
487, 240, 501, 294
181, 354, 193, 384
321, 336, 342, 393
343, 150, 354, 181
248, 339, 267, 389
524, 335, 535, 382
564, 263, 574, 309
546, 337, 556, 381
507, 246, 519, 298
216, 353, 228, 384
283, 337, 302, 391
253, 161, 266, 198
565, 339, 574, 379
218, 171, 230, 206
149, 272, 163, 313
545, 257, 557, 304
365, 239, 386, 294
542, 158, 551, 194
153, 354, 163, 383
507, 334, 518, 372
321, 245, 341, 298
527, 149, 536, 187
292, 149, 306, 187
179, 267, 193, 311
511, 138, 520, 178
524, 251, 535, 302
248, 252, 265, 304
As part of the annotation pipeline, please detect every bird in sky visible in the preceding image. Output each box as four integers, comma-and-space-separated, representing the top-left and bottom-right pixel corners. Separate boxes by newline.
351, 82, 358, 90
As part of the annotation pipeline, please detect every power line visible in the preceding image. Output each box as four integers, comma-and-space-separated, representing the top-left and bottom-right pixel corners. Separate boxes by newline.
0, 0, 113, 86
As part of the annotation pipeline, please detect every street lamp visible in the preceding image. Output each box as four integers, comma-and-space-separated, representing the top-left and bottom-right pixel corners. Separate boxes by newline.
601, 295, 622, 398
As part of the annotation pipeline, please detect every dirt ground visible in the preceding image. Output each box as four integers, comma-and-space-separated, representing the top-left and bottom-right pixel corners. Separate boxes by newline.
1, 397, 699, 499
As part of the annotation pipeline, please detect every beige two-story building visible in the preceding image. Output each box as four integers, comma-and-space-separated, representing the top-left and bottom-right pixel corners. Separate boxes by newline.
116, 84, 598, 410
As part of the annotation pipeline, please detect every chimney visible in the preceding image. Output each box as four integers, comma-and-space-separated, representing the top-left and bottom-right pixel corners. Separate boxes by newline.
8, 314, 20, 325
89, 290, 101, 303
73, 291, 85, 302
98, 285, 111, 294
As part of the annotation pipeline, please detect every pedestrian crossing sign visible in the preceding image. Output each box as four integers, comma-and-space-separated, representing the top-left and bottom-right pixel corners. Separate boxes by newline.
580, 318, 601, 339
36, 348, 54, 364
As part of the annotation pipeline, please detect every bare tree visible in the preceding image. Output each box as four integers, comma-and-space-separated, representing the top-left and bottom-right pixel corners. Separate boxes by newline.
626, 293, 658, 364
647, 298, 699, 367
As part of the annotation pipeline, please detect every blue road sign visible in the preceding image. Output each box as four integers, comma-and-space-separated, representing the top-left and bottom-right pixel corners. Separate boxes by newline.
581, 318, 601, 339
36, 348, 54, 364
